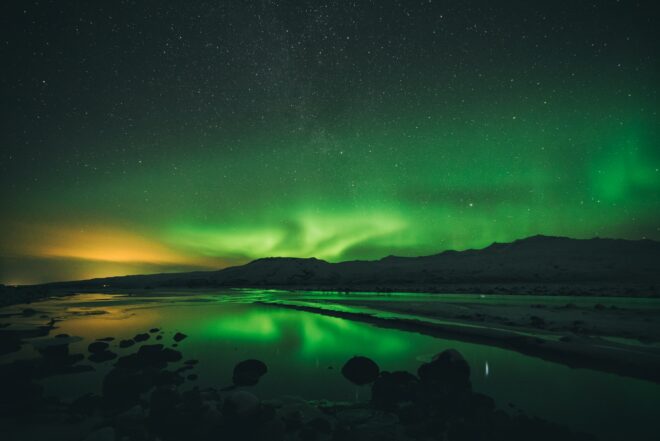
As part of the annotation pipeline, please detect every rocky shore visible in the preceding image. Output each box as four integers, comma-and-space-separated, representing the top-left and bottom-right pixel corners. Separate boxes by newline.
0, 321, 596, 441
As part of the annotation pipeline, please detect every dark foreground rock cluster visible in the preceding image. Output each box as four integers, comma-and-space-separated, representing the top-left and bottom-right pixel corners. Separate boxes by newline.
0, 324, 596, 441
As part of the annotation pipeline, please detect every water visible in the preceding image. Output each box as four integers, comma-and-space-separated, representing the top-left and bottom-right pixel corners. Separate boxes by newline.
2, 290, 659, 440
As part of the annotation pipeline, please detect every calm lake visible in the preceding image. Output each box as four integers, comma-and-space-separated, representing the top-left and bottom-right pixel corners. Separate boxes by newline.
2, 290, 659, 440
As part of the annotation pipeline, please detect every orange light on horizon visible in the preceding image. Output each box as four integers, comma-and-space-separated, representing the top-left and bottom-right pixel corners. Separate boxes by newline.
9, 223, 222, 267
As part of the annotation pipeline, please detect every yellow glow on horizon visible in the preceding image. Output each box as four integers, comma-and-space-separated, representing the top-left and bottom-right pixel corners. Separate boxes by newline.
9, 223, 222, 267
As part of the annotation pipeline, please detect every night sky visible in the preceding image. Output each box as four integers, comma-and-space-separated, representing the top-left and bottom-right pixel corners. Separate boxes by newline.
1, 1, 658, 284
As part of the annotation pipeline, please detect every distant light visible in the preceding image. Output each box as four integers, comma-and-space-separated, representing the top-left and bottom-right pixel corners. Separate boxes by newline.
485, 361, 490, 377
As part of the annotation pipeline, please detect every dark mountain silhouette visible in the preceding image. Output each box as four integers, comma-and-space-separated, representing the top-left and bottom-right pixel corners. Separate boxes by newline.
38, 235, 660, 296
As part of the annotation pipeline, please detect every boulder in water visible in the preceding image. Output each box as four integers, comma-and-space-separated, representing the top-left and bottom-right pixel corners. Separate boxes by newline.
233, 359, 268, 386
341, 356, 380, 385
417, 349, 471, 391
37, 342, 70, 359
88, 341, 109, 353
134, 333, 149, 342
89, 350, 117, 363
119, 339, 135, 348
116, 344, 182, 370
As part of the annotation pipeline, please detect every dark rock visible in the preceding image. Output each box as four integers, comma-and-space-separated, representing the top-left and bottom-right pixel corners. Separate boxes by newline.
341, 356, 380, 385
0, 359, 44, 414
138, 343, 165, 355
22, 308, 38, 316
55, 333, 70, 338
279, 406, 308, 431
397, 402, 427, 425
116, 344, 182, 370
223, 390, 260, 418
417, 349, 471, 391
156, 335, 162, 340
70, 393, 103, 416
159, 348, 183, 362
336, 408, 376, 425
102, 368, 154, 408
447, 420, 482, 441
175, 365, 193, 374
88, 341, 109, 353
347, 411, 399, 439
149, 328, 160, 333
27, 346, 93, 378
200, 387, 221, 402
308, 416, 332, 433
233, 359, 268, 386
134, 333, 150, 342
82, 427, 114, 441
38, 342, 69, 359
145, 386, 210, 440
372, 371, 419, 408
299, 426, 318, 441
182, 387, 206, 409
0, 334, 22, 355
594, 303, 606, 311
114, 404, 147, 436
153, 370, 184, 387
44, 362, 92, 377
184, 359, 199, 365
468, 393, 496, 414
119, 339, 135, 348
89, 350, 117, 363
173, 332, 187, 342
148, 387, 181, 429
97, 336, 114, 342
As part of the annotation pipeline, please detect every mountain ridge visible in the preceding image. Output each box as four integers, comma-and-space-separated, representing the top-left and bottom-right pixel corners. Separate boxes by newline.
23, 235, 660, 296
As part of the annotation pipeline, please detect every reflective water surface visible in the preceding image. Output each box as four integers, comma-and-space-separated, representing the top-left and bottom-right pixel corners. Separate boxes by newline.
2, 290, 659, 440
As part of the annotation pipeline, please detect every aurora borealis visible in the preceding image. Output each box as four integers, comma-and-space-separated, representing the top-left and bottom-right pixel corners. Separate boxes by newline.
1, 1, 658, 284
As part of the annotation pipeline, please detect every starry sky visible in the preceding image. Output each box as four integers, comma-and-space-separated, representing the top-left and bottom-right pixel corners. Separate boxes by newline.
1, 1, 658, 284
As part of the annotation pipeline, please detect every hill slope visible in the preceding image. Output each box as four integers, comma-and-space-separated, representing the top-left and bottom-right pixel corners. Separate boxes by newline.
38, 235, 660, 296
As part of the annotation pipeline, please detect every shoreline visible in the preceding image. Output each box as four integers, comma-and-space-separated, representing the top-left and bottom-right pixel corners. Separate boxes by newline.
2, 281, 658, 308
3, 288, 659, 383
256, 301, 660, 384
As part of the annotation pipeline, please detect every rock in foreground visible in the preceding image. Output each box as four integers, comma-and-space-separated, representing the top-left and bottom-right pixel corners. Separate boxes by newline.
342, 356, 380, 385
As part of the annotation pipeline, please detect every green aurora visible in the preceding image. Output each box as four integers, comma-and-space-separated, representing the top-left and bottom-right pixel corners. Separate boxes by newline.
1, 1, 658, 284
